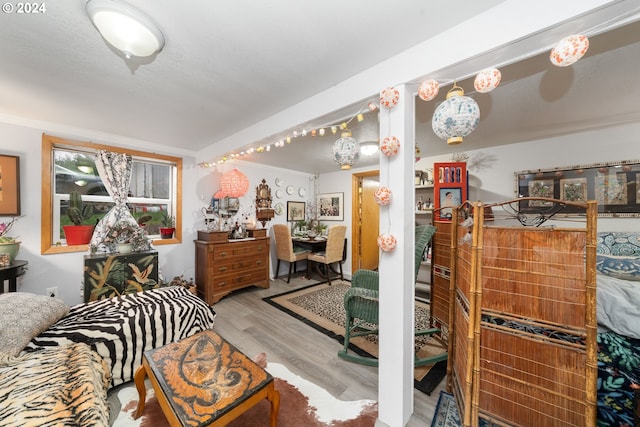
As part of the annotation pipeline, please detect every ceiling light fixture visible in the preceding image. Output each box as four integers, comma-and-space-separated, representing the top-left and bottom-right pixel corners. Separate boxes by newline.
360, 141, 379, 156
86, 0, 165, 59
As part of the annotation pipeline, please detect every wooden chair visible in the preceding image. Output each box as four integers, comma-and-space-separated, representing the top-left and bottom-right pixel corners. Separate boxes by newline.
307, 225, 347, 285
272, 224, 310, 283
338, 224, 447, 367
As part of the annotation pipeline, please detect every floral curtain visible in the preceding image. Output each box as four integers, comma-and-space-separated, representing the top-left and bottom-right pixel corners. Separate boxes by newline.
89, 150, 149, 253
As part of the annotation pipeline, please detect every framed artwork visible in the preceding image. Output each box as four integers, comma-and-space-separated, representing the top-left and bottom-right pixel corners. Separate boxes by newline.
287, 201, 305, 222
0, 155, 20, 215
438, 187, 462, 220
317, 192, 344, 221
515, 159, 640, 217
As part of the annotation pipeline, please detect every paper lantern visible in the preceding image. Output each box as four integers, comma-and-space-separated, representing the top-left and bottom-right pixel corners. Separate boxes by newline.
332, 129, 360, 170
220, 168, 249, 197
377, 233, 397, 252
380, 136, 400, 157
474, 67, 501, 93
374, 187, 391, 206
550, 35, 589, 67
432, 84, 480, 145
380, 87, 400, 109
418, 79, 439, 101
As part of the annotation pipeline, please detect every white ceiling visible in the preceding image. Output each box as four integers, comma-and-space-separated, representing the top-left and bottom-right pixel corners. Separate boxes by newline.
1, 1, 639, 174
0, 0, 503, 149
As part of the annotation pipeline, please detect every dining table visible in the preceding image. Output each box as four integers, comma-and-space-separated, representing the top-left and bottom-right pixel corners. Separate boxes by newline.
292, 236, 347, 280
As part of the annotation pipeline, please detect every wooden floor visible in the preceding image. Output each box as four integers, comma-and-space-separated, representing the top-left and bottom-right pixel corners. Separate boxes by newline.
211, 275, 446, 427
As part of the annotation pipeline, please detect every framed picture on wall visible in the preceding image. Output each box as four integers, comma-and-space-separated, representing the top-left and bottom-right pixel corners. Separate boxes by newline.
0, 155, 20, 215
317, 192, 344, 221
438, 187, 462, 220
287, 201, 305, 222
515, 159, 640, 217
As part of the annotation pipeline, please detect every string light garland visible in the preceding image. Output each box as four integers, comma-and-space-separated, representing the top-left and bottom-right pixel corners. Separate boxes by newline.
198, 101, 379, 168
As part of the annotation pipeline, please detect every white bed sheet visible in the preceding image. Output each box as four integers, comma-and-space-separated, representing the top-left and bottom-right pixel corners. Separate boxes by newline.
597, 273, 640, 339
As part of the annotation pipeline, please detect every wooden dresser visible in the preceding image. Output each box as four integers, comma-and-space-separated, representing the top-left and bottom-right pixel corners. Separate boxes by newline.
195, 236, 270, 304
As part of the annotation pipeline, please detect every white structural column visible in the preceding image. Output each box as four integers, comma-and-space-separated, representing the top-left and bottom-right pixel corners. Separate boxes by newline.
376, 84, 416, 427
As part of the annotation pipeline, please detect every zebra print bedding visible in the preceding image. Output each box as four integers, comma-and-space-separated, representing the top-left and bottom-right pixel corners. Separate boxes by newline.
0, 342, 111, 426
25, 286, 217, 388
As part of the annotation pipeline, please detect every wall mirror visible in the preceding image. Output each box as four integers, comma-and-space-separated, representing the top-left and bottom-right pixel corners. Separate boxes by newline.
213, 196, 239, 218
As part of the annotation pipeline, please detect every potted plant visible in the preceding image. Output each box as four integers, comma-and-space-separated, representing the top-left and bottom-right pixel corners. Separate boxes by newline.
63, 191, 95, 245
0, 217, 21, 263
159, 210, 175, 239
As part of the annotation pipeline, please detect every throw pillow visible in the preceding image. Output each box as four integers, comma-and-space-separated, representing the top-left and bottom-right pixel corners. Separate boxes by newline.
0, 292, 69, 356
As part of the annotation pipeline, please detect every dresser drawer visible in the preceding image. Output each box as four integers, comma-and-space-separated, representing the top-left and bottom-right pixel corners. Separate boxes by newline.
211, 239, 267, 259
213, 267, 268, 290
209, 254, 266, 276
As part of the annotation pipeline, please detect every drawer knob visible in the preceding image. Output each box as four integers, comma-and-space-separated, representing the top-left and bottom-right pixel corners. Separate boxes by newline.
218, 266, 227, 272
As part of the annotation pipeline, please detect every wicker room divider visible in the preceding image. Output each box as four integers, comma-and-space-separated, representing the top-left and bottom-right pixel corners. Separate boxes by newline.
446, 198, 598, 427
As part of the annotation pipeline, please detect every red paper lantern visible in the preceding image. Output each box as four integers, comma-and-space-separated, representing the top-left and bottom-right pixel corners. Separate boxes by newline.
220, 168, 249, 197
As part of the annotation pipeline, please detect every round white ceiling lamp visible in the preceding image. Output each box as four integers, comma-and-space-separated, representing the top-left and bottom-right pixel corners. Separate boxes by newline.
360, 141, 379, 156
86, 0, 165, 59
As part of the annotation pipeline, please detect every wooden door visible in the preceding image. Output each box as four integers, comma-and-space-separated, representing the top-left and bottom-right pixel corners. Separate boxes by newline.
352, 172, 379, 272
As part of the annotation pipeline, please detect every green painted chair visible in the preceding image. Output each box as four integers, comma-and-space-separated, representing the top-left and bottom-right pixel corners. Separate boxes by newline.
338, 224, 447, 367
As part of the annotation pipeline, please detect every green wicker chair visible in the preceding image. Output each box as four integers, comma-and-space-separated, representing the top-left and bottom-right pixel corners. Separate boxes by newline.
338, 224, 447, 367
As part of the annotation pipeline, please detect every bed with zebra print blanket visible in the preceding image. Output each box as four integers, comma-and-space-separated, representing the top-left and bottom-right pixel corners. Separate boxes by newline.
26, 286, 217, 388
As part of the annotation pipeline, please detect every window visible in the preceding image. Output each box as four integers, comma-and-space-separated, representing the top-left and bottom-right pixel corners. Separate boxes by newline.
41, 134, 183, 254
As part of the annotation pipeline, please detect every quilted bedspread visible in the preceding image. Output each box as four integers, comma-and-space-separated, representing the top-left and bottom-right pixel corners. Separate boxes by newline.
0, 342, 111, 427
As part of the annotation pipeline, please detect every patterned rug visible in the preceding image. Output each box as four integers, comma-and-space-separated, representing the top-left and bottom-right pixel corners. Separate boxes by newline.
430, 391, 460, 427
263, 281, 448, 395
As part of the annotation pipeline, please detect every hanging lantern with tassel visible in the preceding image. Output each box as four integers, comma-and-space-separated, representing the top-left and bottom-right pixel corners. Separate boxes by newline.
431, 83, 480, 145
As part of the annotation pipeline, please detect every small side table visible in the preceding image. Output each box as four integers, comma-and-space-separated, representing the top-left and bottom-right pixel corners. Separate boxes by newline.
0, 260, 28, 293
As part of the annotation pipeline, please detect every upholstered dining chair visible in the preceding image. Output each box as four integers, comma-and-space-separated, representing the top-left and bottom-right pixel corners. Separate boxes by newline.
307, 225, 347, 285
338, 224, 447, 367
272, 224, 311, 283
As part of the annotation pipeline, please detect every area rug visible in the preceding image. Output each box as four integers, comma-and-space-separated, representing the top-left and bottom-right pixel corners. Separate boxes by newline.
263, 281, 448, 395
430, 391, 460, 427
111, 358, 378, 427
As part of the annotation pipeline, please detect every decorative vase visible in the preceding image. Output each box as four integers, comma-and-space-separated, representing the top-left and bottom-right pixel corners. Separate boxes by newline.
63, 225, 95, 246
0, 241, 21, 262
116, 243, 133, 254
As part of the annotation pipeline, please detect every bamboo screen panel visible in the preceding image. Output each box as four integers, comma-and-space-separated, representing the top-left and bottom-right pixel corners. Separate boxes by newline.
449, 199, 597, 427
481, 228, 587, 328
431, 220, 452, 332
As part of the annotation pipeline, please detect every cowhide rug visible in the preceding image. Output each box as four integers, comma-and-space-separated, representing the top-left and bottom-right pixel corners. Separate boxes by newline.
111, 354, 378, 427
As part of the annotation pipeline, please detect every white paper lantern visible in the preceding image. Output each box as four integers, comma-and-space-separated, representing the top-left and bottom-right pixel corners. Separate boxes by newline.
374, 187, 391, 206
550, 35, 589, 67
432, 84, 480, 145
380, 136, 400, 157
377, 233, 397, 252
380, 87, 400, 109
332, 129, 360, 170
474, 67, 501, 93
418, 79, 439, 101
